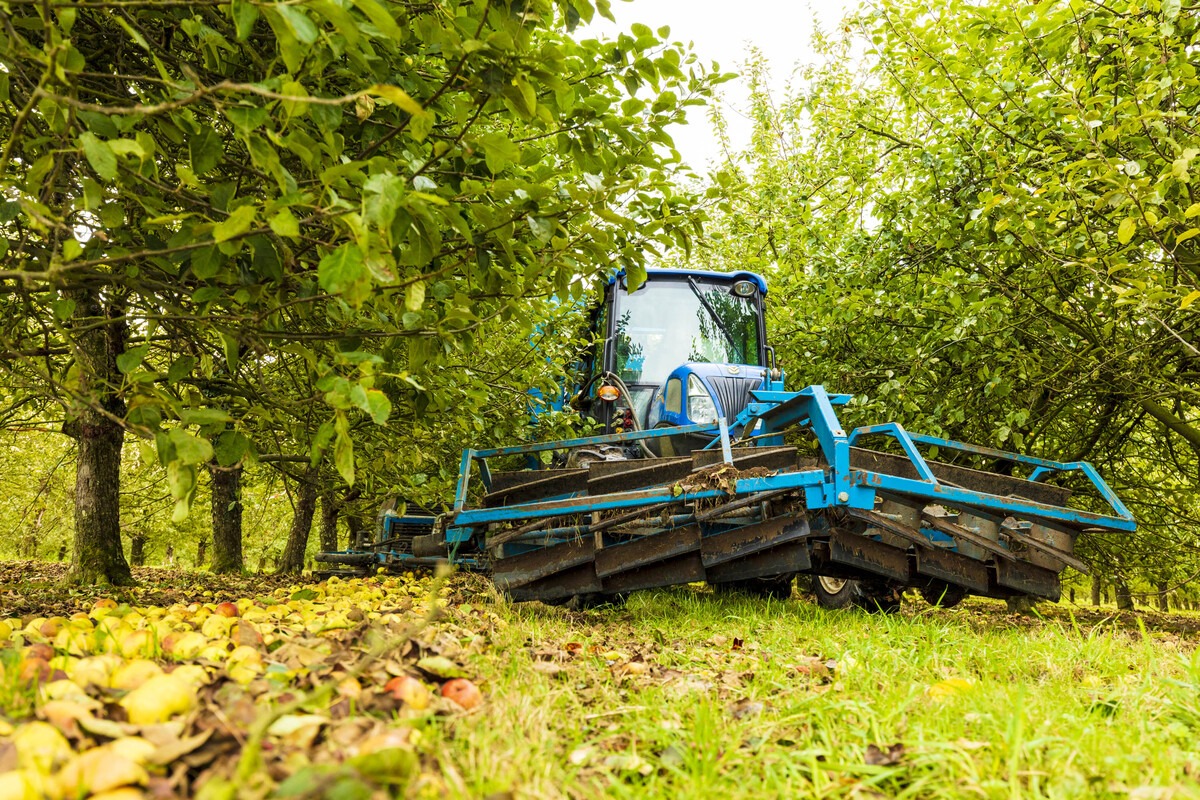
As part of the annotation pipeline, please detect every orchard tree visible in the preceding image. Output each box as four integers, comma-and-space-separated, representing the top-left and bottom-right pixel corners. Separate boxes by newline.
699, 0, 1200, 591
0, 0, 727, 583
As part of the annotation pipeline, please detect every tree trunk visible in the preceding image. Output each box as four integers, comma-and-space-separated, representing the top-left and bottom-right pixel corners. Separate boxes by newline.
319, 490, 339, 553
1114, 580, 1134, 611
1091, 576, 1102, 606
66, 287, 132, 587
346, 514, 367, 550
1156, 581, 1170, 612
279, 476, 318, 573
210, 463, 244, 573
129, 534, 145, 567
196, 537, 208, 567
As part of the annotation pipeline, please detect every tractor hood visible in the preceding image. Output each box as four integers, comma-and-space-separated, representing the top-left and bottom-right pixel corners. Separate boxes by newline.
648, 362, 768, 429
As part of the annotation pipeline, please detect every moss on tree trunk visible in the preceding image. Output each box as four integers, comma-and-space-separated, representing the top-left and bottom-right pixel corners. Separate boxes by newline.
279, 475, 318, 573
66, 287, 132, 587
319, 490, 339, 553
210, 463, 244, 573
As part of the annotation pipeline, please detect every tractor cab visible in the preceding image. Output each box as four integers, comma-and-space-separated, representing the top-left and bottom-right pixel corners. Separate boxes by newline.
575, 269, 774, 446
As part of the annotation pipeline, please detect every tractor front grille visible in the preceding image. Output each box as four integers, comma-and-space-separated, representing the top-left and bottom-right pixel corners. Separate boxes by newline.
707, 375, 763, 425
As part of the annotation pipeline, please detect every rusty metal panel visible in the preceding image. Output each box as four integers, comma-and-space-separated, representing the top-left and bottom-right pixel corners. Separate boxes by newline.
701, 516, 810, 568
491, 539, 594, 590
705, 541, 812, 583
588, 457, 695, 495
915, 546, 990, 594
488, 468, 586, 494
594, 526, 701, 578
1015, 522, 1084, 572
601, 552, 706, 593
693, 446, 798, 471
485, 470, 588, 507
828, 530, 912, 582
994, 558, 1061, 601
506, 563, 603, 602
850, 447, 1071, 506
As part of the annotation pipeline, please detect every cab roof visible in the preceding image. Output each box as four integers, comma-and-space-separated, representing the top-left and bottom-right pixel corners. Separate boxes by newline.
608, 268, 769, 296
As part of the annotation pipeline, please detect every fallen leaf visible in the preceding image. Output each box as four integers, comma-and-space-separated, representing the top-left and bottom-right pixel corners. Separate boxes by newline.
728, 698, 764, 720
865, 743, 906, 766
416, 656, 467, 679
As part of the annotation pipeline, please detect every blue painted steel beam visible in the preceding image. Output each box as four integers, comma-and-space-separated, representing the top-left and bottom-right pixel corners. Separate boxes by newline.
848, 423, 939, 483
851, 470, 1136, 531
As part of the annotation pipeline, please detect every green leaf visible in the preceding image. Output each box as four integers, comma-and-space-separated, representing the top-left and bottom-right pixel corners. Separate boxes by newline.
1117, 217, 1137, 245
269, 208, 301, 238
357, 388, 392, 424
350, 0, 404, 40
365, 85, 425, 117
180, 408, 234, 427
116, 344, 150, 374
476, 132, 521, 174
78, 132, 117, 181
189, 127, 224, 174
1176, 228, 1200, 246
167, 355, 196, 383
405, 280, 425, 312
528, 216, 555, 243
230, 0, 259, 39
213, 204, 257, 243
191, 246, 223, 279
168, 428, 214, 466
1181, 290, 1200, 309
213, 431, 250, 466
319, 243, 366, 295
334, 428, 354, 485
275, 5, 319, 44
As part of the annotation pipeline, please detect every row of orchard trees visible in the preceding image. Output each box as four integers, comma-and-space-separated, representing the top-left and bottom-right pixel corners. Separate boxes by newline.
0, 0, 727, 583
698, 0, 1200, 606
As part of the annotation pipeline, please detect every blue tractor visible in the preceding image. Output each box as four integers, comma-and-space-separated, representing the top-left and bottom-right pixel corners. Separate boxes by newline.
319, 268, 1134, 609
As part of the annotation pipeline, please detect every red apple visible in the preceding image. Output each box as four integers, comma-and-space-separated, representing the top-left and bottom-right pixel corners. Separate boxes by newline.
440, 678, 482, 710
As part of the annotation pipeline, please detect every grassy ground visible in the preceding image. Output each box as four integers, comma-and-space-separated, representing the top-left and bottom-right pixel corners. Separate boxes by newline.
2, 564, 1200, 799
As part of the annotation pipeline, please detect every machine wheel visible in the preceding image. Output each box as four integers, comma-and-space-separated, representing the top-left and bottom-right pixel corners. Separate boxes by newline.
710, 573, 796, 601
919, 580, 968, 609
813, 576, 902, 613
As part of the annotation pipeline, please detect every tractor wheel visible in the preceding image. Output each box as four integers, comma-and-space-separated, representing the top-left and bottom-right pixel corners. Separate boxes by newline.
814, 576, 902, 613
710, 573, 796, 601
919, 580, 968, 609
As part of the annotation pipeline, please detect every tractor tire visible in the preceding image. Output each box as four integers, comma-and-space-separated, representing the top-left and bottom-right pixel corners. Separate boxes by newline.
710, 573, 796, 601
813, 576, 901, 613
920, 580, 968, 609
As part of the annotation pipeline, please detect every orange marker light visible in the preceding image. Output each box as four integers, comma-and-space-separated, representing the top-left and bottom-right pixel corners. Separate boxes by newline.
597, 385, 620, 402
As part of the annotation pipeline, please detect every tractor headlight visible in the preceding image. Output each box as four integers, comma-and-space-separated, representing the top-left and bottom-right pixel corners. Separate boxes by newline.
687, 374, 719, 424
731, 279, 758, 297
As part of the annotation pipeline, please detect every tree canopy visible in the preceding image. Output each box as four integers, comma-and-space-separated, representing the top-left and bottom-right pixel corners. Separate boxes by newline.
0, 0, 728, 582
697, 0, 1200, 600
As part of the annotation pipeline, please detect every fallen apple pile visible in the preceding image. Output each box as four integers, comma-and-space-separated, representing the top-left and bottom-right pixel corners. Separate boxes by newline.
0, 572, 497, 799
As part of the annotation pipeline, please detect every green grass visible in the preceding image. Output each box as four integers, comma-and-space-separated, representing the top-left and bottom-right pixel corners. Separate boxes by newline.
424, 586, 1200, 799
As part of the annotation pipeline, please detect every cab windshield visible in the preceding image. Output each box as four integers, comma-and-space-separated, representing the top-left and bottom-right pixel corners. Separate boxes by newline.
612, 278, 761, 387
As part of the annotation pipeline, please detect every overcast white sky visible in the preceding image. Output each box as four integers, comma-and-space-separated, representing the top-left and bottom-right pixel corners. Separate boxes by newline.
583, 0, 856, 170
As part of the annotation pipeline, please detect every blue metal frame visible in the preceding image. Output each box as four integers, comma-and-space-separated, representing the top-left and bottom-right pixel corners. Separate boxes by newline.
447, 384, 1137, 541
848, 424, 1134, 527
